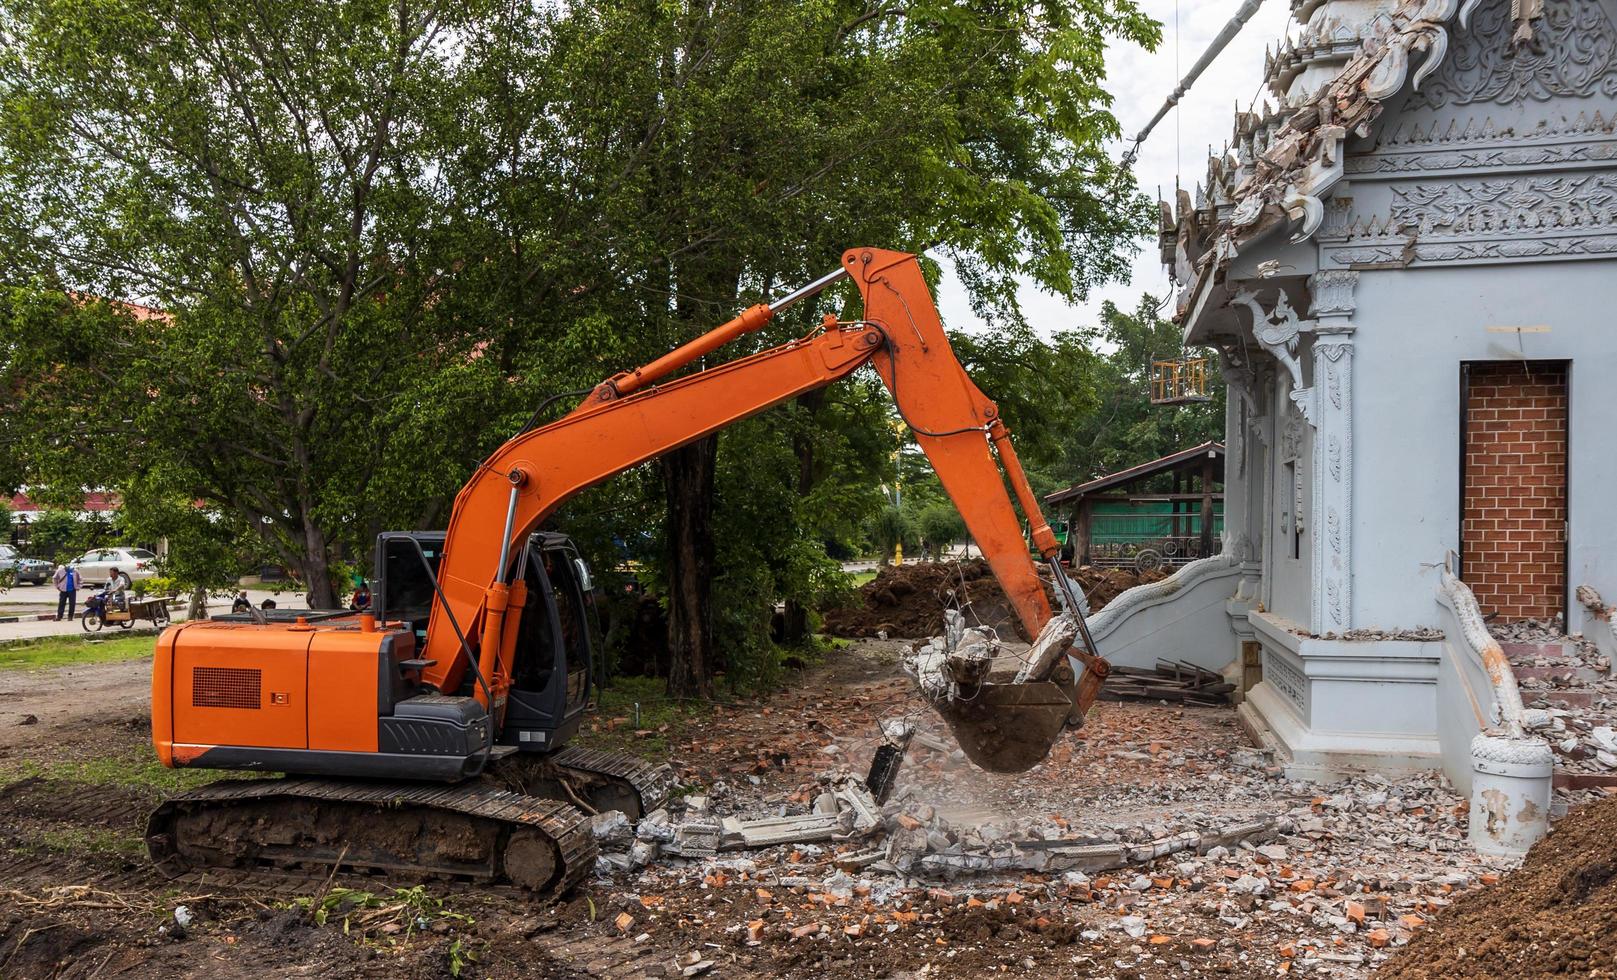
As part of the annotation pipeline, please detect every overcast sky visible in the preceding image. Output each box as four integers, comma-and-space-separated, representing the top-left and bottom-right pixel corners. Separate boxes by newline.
933, 0, 1295, 336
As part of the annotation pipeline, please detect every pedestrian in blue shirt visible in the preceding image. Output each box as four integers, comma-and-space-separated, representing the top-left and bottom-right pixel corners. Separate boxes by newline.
52, 563, 77, 621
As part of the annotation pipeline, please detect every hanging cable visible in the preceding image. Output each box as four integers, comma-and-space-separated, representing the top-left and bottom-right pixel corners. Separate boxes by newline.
1121, 0, 1270, 169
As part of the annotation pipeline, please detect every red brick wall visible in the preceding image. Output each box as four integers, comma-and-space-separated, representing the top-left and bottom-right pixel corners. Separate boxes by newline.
1461, 362, 1568, 622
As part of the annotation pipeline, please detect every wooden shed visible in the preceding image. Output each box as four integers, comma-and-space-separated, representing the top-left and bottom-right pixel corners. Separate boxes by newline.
1045, 442, 1224, 572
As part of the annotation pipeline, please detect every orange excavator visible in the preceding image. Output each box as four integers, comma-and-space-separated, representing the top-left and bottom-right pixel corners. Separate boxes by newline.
146, 248, 1109, 895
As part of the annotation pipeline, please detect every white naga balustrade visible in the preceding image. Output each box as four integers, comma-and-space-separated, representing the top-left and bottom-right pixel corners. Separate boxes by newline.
1434, 567, 1553, 856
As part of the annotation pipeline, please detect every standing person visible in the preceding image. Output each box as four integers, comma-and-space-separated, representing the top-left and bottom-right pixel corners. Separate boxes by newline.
52, 563, 78, 621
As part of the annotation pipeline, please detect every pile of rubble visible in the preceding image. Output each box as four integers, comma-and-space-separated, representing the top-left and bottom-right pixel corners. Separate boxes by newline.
823, 560, 1163, 641
562, 631, 1617, 977
1494, 618, 1617, 789
591, 772, 1291, 884
581, 724, 1526, 976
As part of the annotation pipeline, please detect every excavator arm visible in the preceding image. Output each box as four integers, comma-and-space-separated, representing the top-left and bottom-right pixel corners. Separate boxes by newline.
420, 248, 1105, 771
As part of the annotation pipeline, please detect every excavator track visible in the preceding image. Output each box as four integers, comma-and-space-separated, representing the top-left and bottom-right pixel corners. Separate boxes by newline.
547, 746, 676, 816
489, 746, 675, 819
146, 778, 595, 896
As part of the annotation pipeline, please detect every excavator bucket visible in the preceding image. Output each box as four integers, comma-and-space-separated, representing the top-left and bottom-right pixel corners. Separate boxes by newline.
908, 610, 1107, 774
932, 658, 1081, 774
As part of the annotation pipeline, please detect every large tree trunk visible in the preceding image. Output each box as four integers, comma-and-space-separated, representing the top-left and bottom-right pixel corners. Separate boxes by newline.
663, 435, 718, 699
299, 516, 340, 609
780, 390, 825, 646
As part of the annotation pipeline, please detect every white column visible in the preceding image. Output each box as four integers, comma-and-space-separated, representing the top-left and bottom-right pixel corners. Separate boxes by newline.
1308, 270, 1358, 635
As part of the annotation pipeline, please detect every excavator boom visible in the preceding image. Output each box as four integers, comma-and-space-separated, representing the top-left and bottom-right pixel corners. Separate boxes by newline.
420, 248, 1105, 768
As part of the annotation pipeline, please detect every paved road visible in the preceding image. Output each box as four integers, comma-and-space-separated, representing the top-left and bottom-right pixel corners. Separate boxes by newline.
0, 585, 309, 642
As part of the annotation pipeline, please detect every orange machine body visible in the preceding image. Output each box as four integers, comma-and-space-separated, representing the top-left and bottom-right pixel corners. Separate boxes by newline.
152, 616, 432, 773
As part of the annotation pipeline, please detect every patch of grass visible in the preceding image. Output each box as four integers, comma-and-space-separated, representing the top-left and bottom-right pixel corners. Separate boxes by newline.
583, 675, 714, 757
0, 633, 156, 671
0, 750, 239, 794
28, 825, 144, 858
848, 569, 878, 588
283, 884, 477, 961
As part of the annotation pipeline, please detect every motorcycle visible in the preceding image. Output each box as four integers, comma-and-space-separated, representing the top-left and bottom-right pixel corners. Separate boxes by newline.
82, 587, 174, 631
81, 590, 134, 632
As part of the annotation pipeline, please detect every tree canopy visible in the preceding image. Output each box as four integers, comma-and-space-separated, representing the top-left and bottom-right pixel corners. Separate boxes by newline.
0, 0, 1164, 695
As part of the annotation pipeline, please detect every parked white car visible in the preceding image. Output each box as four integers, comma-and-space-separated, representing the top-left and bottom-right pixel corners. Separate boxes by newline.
68, 547, 160, 588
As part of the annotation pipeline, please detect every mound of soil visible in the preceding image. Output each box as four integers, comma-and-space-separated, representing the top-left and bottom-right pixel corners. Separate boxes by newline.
823, 559, 1165, 640
1382, 794, 1617, 978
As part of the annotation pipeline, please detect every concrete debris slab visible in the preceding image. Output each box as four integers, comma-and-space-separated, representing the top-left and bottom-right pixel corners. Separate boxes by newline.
1012, 612, 1077, 684
718, 813, 841, 850
667, 821, 720, 858
591, 809, 633, 845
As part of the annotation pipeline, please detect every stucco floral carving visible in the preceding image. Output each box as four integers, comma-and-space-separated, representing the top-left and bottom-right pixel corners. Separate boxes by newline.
1412, 0, 1617, 107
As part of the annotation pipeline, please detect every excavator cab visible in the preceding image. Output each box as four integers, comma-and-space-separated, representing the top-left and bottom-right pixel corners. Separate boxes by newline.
374, 530, 594, 752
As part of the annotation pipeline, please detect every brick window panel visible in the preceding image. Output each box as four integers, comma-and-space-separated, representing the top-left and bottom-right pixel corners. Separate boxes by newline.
1461, 362, 1568, 623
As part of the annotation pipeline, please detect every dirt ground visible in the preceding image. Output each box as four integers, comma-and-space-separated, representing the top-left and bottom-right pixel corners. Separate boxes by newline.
0, 641, 1587, 980
0, 657, 155, 751
1381, 791, 1617, 978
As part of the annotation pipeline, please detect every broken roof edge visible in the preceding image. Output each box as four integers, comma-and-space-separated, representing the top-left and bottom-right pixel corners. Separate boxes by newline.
1044, 441, 1226, 506
1169, 0, 1492, 334
1180, 216, 1293, 346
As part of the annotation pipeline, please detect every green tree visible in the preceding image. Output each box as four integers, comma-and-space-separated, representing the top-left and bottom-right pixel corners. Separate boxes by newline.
1053, 296, 1225, 486
117, 468, 268, 619
457, 0, 1158, 696
2, 0, 1159, 698
870, 504, 912, 565
0, 0, 488, 607
24, 509, 92, 564
916, 501, 966, 559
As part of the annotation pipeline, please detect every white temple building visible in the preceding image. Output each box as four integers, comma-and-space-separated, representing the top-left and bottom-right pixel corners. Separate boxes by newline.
1073, 0, 1617, 855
